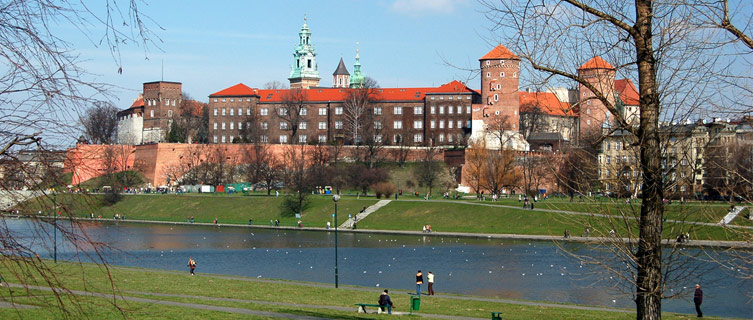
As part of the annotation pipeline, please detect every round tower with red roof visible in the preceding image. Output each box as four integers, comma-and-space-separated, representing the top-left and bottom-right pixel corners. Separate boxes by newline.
577, 56, 616, 139
478, 44, 521, 131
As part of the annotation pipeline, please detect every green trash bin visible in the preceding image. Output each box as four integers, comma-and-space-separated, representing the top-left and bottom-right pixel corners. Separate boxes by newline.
410, 295, 421, 313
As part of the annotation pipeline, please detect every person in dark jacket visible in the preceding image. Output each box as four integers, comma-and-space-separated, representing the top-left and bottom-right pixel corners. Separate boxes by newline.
694, 284, 703, 317
416, 270, 424, 296
378, 290, 394, 314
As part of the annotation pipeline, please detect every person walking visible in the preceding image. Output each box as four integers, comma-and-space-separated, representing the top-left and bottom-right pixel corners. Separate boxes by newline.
427, 271, 435, 295
694, 284, 703, 317
415, 270, 424, 296
187, 257, 197, 275
378, 290, 394, 314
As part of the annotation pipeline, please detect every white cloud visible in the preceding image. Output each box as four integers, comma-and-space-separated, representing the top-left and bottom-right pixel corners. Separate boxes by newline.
390, 0, 467, 15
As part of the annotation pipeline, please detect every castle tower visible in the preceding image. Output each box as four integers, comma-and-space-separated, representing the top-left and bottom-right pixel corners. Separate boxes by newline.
479, 44, 520, 131
349, 47, 365, 88
142, 81, 182, 143
332, 58, 350, 88
289, 18, 320, 89
577, 56, 616, 140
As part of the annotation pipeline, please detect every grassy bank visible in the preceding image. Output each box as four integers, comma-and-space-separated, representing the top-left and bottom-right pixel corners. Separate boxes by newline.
0, 260, 727, 319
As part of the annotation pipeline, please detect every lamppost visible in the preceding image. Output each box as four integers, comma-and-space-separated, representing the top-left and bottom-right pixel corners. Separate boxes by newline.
53, 191, 57, 263
332, 194, 340, 288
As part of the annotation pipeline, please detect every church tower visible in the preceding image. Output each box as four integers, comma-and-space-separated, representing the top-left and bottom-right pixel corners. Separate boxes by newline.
577, 56, 616, 140
349, 47, 365, 88
289, 18, 320, 89
332, 58, 350, 88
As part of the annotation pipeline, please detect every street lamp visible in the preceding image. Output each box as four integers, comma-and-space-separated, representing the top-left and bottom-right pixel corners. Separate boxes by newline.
332, 194, 340, 288
53, 191, 57, 263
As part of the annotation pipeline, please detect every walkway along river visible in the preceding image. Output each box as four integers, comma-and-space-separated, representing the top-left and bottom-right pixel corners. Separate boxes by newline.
5, 218, 752, 318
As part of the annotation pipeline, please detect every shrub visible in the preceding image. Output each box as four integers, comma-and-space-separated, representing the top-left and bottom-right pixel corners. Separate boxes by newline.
373, 182, 396, 199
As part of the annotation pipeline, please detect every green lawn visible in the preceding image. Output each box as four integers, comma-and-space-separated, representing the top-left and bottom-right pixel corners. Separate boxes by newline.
0, 260, 728, 320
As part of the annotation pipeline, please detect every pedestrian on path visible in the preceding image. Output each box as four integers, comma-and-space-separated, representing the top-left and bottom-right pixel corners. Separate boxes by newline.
694, 284, 703, 317
427, 271, 435, 295
187, 257, 197, 275
378, 290, 394, 314
416, 270, 424, 296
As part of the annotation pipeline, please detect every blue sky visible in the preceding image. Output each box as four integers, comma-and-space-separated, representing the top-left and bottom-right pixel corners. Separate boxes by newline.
72, 0, 496, 107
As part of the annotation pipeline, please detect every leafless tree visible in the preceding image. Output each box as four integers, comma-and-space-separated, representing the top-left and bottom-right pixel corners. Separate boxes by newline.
80, 102, 119, 144
343, 77, 380, 145
413, 146, 443, 198
263, 80, 289, 90
481, 1, 752, 317
276, 89, 308, 144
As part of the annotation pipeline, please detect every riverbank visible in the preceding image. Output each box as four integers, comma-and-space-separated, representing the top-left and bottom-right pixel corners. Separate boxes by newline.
0, 261, 734, 319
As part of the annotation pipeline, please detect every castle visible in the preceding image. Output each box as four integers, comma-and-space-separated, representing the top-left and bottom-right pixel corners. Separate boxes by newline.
117, 20, 641, 153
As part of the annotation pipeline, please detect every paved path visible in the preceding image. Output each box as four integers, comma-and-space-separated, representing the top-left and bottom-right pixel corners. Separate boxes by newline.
340, 199, 391, 229
720, 206, 746, 225
0, 301, 36, 309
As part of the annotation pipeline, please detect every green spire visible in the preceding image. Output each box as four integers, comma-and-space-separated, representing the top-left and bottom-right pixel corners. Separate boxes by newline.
349, 44, 365, 88
289, 16, 319, 81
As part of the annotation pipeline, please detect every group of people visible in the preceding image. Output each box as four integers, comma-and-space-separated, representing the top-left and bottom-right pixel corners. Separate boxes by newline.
415, 270, 435, 296
676, 232, 691, 243
186, 216, 195, 223
421, 225, 432, 233
269, 219, 280, 226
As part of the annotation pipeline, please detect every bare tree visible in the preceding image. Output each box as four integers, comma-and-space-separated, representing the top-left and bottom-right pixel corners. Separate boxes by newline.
481, 1, 753, 317
264, 80, 289, 90
413, 146, 443, 198
343, 77, 380, 144
81, 102, 119, 144
276, 89, 308, 144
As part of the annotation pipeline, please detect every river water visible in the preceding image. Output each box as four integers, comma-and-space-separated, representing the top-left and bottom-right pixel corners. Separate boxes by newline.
5, 219, 752, 318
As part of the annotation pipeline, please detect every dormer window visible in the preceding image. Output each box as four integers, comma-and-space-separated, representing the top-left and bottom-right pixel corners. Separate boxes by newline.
486, 61, 490, 66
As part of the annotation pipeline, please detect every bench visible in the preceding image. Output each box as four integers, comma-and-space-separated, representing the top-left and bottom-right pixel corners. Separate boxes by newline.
355, 303, 385, 314
491, 311, 503, 320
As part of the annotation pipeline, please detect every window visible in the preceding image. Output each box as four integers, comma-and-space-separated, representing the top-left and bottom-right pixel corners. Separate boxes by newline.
279, 135, 288, 143
230, 108, 234, 116
393, 120, 402, 129
150, 110, 154, 117
213, 135, 218, 143
394, 106, 402, 115
222, 98, 226, 103
587, 100, 591, 105
247, 98, 251, 102
393, 134, 402, 143
260, 108, 268, 116
165, 99, 170, 106
439, 134, 445, 143
500, 72, 505, 77
493, 94, 499, 102
238, 108, 242, 116
486, 61, 490, 66
486, 72, 490, 78
606, 156, 611, 164
439, 106, 445, 114
374, 121, 382, 130
214, 108, 218, 116
221, 136, 226, 143
457, 106, 462, 114
261, 135, 268, 143
319, 107, 327, 115
335, 121, 343, 129
261, 122, 268, 130
374, 135, 382, 143
230, 98, 234, 102
439, 120, 445, 129
213, 98, 218, 103
318, 135, 327, 143
230, 122, 234, 130
279, 108, 288, 116
238, 122, 242, 130
280, 122, 288, 130
318, 122, 327, 130
414, 134, 423, 143
414, 120, 423, 129
300, 107, 307, 116
448, 134, 453, 142
466, 106, 471, 114
374, 107, 382, 115
213, 122, 218, 130
299, 122, 307, 130
448, 121, 453, 129
299, 135, 307, 143
335, 106, 343, 115
587, 119, 591, 125
168, 110, 173, 117
222, 122, 226, 130
431, 106, 436, 114
430, 120, 436, 129
222, 109, 226, 116
586, 108, 591, 115
513, 72, 517, 78
247, 108, 251, 115
467, 120, 471, 128
414, 106, 422, 114
457, 120, 462, 128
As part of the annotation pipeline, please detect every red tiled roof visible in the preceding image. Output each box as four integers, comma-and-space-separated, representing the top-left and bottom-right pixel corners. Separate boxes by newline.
578, 56, 614, 70
242, 81, 475, 103
480, 44, 520, 60
210, 83, 259, 96
519, 91, 574, 116
614, 79, 639, 105
128, 97, 144, 109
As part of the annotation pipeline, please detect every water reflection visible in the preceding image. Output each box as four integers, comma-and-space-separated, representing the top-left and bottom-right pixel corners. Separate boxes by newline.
4, 219, 751, 319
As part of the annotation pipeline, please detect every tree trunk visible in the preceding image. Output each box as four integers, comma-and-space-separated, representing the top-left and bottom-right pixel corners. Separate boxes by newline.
635, 1, 663, 319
